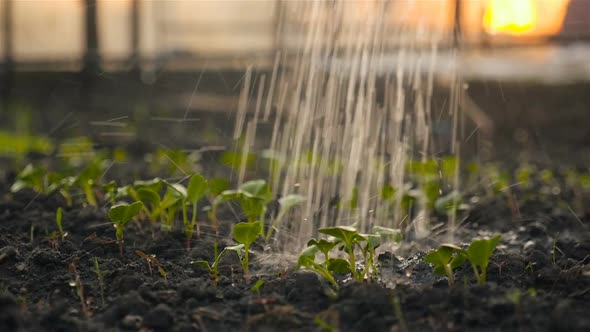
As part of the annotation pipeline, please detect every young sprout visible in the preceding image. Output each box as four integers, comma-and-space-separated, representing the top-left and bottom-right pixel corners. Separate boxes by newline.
102, 180, 119, 205
108, 201, 143, 257
318, 226, 363, 280
464, 234, 501, 285
55, 207, 66, 240
10, 163, 47, 194
135, 250, 168, 284
211, 180, 272, 229
192, 240, 230, 286
68, 258, 90, 318
92, 257, 105, 306
265, 194, 305, 241
296, 245, 339, 290
424, 234, 501, 286
424, 244, 466, 287
232, 221, 262, 280
75, 160, 105, 207
160, 185, 183, 232
183, 174, 208, 252
251, 279, 264, 294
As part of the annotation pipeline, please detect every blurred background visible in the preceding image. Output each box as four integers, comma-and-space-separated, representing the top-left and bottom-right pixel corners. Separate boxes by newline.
0, 0, 589, 165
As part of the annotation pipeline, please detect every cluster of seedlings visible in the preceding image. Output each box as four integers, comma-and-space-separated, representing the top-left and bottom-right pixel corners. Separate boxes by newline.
7, 139, 590, 297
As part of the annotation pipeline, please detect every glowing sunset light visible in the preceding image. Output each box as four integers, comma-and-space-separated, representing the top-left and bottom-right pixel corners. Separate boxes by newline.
483, 0, 537, 35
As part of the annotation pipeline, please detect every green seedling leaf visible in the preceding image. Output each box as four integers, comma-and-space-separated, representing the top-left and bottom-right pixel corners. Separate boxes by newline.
240, 179, 272, 202
327, 258, 351, 274
465, 234, 501, 284
192, 261, 212, 270
138, 188, 161, 208
296, 244, 339, 290
109, 201, 143, 225
297, 244, 320, 268
307, 238, 338, 258
167, 182, 187, 199
186, 174, 208, 204
424, 244, 466, 286
208, 177, 230, 196
134, 178, 163, 193
319, 226, 358, 248
372, 226, 403, 243
233, 221, 262, 246
108, 201, 143, 257
251, 279, 265, 292
56, 207, 64, 238
161, 186, 182, 209
266, 194, 305, 240
466, 235, 501, 267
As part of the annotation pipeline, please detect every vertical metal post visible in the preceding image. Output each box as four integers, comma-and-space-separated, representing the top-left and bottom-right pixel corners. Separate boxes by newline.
453, 0, 462, 48
130, 0, 140, 74
82, 0, 100, 77
1, 0, 14, 103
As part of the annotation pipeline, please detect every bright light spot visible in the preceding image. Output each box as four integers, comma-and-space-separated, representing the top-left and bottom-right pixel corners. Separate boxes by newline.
483, 0, 537, 35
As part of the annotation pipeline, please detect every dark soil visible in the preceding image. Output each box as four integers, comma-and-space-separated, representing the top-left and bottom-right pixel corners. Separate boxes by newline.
1, 176, 589, 332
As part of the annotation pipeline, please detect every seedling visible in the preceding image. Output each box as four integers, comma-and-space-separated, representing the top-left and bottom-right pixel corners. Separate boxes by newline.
424, 244, 466, 287
299, 225, 402, 286
10, 163, 47, 193
318, 226, 364, 280
75, 160, 105, 207
191, 240, 231, 286
464, 234, 501, 285
135, 250, 168, 284
55, 207, 66, 240
68, 258, 90, 318
265, 194, 305, 241
306, 238, 338, 267
92, 257, 105, 306
251, 279, 264, 294
211, 180, 272, 228
232, 221, 262, 280
172, 174, 208, 252
296, 244, 339, 289
108, 201, 143, 257
424, 234, 501, 286
160, 185, 183, 232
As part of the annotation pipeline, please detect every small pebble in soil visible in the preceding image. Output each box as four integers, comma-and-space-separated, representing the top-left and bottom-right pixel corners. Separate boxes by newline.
121, 314, 143, 329
142, 303, 174, 331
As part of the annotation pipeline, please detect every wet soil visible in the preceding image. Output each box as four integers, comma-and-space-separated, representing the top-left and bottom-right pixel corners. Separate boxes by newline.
1, 173, 589, 332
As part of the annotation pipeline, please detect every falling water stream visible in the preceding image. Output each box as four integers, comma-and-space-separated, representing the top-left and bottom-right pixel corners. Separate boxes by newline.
234, 1, 461, 252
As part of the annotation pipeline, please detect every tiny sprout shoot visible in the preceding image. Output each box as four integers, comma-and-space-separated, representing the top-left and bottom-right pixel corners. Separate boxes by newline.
92, 257, 105, 306
211, 180, 272, 228
136, 250, 168, 284
465, 234, 501, 285
108, 201, 143, 257
296, 245, 339, 289
424, 244, 466, 287
232, 221, 262, 280
184, 174, 208, 251
424, 234, 501, 286
160, 185, 182, 232
55, 207, 66, 240
266, 194, 305, 241
318, 226, 363, 280
251, 279, 264, 294
192, 240, 230, 286
307, 238, 337, 267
